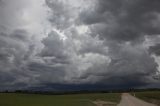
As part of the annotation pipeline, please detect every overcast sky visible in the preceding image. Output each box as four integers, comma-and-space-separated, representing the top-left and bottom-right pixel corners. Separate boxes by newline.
0, 0, 160, 90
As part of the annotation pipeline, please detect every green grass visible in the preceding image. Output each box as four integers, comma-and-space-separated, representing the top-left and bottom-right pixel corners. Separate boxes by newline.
132, 91, 160, 105
0, 93, 121, 106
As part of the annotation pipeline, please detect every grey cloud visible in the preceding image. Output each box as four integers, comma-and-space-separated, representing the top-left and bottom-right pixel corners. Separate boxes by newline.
0, 71, 16, 84
79, 0, 160, 41
107, 45, 158, 77
32, 0, 160, 88
0, 0, 4, 6
0, 0, 30, 31
78, 36, 108, 55
0, 31, 32, 88
73, 0, 160, 87
11, 29, 30, 41
0, 26, 36, 89
149, 44, 160, 56
0, 28, 72, 89
0, 0, 160, 90
45, 0, 77, 30
0, 0, 48, 90
40, 31, 68, 61
78, 43, 158, 86
27, 61, 66, 84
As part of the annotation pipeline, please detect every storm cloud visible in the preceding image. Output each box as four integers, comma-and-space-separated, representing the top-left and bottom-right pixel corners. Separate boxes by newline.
79, 0, 160, 41
0, 0, 160, 90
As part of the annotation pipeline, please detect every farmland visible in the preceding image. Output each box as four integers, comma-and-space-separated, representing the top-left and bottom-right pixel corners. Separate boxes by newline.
0, 93, 121, 106
133, 91, 160, 105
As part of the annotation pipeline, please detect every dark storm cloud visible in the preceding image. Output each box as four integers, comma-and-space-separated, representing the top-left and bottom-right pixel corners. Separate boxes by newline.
73, 0, 160, 87
0, 0, 160, 90
0, 30, 33, 88
0, 23, 69, 90
27, 61, 66, 83
149, 44, 160, 56
79, 0, 160, 41
106, 45, 158, 86
78, 42, 158, 87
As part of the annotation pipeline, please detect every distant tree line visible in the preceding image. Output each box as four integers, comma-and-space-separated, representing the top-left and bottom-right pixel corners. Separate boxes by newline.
0, 88, 160, 95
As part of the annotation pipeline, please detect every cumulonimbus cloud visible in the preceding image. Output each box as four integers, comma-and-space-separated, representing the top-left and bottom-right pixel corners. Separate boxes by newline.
0, 0, 160, 90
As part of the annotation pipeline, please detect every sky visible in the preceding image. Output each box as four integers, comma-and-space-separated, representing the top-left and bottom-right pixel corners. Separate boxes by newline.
0, 0, 160, 90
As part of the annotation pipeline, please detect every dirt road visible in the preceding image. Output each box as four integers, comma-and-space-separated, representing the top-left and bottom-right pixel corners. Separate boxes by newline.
93, 100, 116, 106
117, 93, 157, 106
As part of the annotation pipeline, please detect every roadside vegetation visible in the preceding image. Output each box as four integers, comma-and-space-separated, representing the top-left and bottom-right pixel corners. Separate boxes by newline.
132, 91, 160, 105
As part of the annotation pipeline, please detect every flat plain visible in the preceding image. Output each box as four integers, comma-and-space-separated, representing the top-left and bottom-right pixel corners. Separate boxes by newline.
0, 93, 121, 106
133, 91, 160, 106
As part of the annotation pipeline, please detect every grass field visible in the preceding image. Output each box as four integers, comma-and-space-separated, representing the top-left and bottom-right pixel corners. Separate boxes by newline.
133, 91, 160, 105
0, 93, 121, 106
